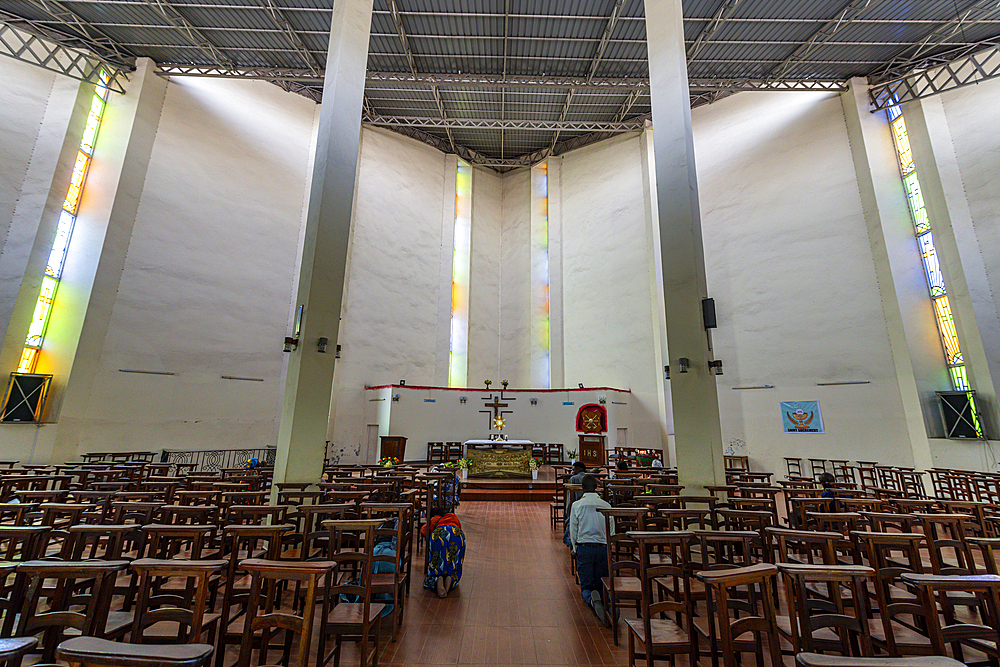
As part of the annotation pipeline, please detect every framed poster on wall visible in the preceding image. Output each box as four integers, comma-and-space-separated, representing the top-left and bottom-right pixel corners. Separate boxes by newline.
780, 401, 824, 434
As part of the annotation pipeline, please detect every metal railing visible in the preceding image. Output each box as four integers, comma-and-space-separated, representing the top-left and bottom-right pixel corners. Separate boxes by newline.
161, 447, 276, 472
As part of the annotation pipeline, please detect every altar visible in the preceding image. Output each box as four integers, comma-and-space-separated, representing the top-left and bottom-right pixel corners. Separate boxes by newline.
464, 440, 534, 478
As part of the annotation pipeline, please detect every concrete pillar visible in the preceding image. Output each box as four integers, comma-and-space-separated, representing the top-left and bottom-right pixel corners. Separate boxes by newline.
644, 0, 724, 492
840, 78, 941, 469
905, 96, 1000, 434
273, 0, 374, 488
0, 76, 92, 374
639, 126, 673, 463
40, 58, 168, 463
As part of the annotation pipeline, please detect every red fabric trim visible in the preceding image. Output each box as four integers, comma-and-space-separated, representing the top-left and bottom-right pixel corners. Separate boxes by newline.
365, 384, 631, 394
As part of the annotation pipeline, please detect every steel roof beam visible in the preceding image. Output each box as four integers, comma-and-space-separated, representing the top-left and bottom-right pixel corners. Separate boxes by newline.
687, 0, 743, 62
140, 0, 233, 68
872, 0, 1000, 83
362, 114, 647, 132
23, 0, 132, 65
869, 42, 1000, 110
255, 0, 321, 73
765, 0, 881, 80
0, 16, 127, 91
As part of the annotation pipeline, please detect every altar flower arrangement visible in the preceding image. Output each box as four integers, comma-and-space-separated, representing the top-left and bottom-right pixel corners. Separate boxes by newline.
378, 456, 399, 468
528, 458, 540, 471
567, 449, 578, 461
456, 458, 470, 470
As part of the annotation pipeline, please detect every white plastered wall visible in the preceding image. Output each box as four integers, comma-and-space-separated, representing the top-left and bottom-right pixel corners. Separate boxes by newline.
693, 90, 918, 476
560, 133, 666, 454
0, 59, 58, 247
69, 76, 316, 454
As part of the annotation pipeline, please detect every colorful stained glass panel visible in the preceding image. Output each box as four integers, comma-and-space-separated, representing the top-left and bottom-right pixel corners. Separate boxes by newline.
933, 296, 963, 365
64, 151, 90, 214
891, 117, 914, 174
46, 210, 76, 279
950, 366, 970, 392
917, 232, 945, 297
902, 173, 929, 235
25, 276, 58, 347
17, 347, 38, 374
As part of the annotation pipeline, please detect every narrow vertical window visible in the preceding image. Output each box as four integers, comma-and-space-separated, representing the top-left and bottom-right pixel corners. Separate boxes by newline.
530, 162, 550, 387
17, 72, 111, 373
887, 103, 981, 434
448, 160, 472, 387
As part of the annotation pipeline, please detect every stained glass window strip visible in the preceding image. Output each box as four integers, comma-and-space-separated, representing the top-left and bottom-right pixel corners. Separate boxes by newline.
531, 162, 551, 387
448, 160, 472, 388
888, 106, 971, 396
18, 73, 109, 374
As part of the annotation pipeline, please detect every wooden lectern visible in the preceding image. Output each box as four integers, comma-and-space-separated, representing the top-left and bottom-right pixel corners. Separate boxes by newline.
379, 436, 407, 462
578, 434, 605, 467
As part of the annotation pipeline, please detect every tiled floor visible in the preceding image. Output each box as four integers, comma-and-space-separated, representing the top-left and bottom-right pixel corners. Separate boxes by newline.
221, 500, 631, 667
377, 500, 629, 667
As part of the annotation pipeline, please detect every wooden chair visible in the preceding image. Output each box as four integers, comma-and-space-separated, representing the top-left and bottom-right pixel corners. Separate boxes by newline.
237, 559, 333, 667
216, 524, 292, 667
623, 530, 696, 667
851, 532, 932, 656
546, 443, 564, 464
426, 442, 445, 463
695, 563, 783, 667
0, 636, 37, 667
445, 442, 463, 461
795, 653, 964, 667
129, 558, 226, 644
598, 507, 649, 645
319, 519, 385, 667
359, 503, 412, 641
57, 636, 213, 667
15, 559, 130, 663
777, 563, 875, 656
902, 573, 1000, 662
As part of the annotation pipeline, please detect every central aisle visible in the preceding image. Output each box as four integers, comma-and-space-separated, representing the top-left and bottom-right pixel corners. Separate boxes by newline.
381, 500, 629, 666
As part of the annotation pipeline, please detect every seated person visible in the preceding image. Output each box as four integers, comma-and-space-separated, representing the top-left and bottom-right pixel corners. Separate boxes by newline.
614, 459, 629, 477
569, 474, 614, 625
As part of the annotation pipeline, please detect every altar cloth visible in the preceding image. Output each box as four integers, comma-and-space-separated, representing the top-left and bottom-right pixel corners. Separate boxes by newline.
464, 442, 534, 478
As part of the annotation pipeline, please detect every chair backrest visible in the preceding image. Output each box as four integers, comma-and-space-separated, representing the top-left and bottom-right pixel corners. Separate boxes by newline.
16, 559, 128, 662
237, 559, 335, 667
901, 573, 1000, 657
142, 524, 217, 559
627, 530, 695, 665
695, 563, 783, 667
766, 527, 841, 565
129, 558, 227, 643
777, 562, 875, 656
56, 636, 214, 667
63, 524, 135, 560
911, 513, 976, 575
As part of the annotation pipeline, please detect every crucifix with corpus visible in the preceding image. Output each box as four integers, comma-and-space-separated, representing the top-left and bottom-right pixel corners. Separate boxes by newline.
480, 379, 516, 441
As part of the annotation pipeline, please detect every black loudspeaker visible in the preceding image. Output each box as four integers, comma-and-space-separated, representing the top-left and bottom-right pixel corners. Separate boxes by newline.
702, 298, 717, 329
1, 373, 53, 423
937, 390, 985, 439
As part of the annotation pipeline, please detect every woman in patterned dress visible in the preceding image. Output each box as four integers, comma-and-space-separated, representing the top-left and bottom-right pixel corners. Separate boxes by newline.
422, 507, 466, 598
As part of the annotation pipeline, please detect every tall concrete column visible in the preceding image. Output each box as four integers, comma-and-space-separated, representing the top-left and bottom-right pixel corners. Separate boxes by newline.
41, 58, 168, 464
905, 96, 1000, 434
273, 0, 374, 489
0, 76, 92, 374
639, 126, 673, 463
841, 78, 941, 468
644, 0, 723, 492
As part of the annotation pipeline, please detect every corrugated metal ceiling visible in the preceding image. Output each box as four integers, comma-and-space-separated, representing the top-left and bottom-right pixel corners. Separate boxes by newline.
3, 0, 999, 165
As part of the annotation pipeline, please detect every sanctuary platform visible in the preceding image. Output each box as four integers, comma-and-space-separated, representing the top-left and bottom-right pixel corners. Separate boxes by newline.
460, 465, 556, 502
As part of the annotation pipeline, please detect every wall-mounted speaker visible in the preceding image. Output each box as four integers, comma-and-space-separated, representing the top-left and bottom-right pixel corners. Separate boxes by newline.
1, 373, 53, 423
702, 298, 717, 329
937, 390, 985, 439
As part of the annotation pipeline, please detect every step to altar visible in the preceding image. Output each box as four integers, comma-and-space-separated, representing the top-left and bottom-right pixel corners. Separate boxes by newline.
461, 477, 555, 502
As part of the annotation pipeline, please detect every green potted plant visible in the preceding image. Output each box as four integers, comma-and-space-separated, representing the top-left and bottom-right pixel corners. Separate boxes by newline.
456, 458, 470, 479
